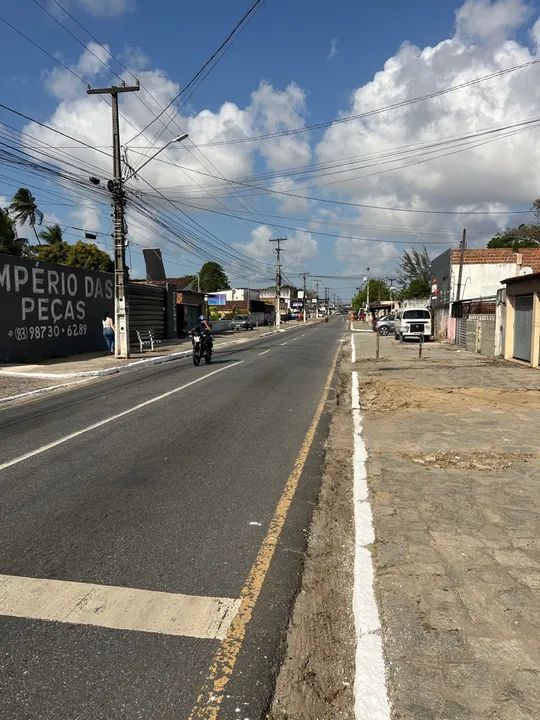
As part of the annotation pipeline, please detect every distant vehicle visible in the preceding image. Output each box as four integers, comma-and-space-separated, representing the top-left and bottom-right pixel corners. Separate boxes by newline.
375, 314, 396, 335
394, 308, 432, 342
232, 314, 255, 330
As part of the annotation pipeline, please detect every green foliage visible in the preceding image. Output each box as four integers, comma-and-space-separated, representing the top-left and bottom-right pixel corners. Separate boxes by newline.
487, 198, 540, 249
398, 246, 430, 287
9, 188, 43, 245
351, 279, 390, 311
31, 238, 113, 271
399, 278, 431, 299
66, 241, 114, 272
0, 208, 29, 256
39, 223, 64, 245
487, 224, 540, 249
198, 261, 230, 293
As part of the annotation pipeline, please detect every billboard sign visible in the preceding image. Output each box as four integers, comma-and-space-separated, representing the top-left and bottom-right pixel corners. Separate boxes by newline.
0, 255, 114, 363
207, 293, 227, 306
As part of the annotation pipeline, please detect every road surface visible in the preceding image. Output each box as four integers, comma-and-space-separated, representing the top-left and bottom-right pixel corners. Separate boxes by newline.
0, 317, 345, 720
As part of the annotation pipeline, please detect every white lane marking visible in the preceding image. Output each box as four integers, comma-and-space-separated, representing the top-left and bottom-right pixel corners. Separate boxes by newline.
352, 369, 391, 720
0, 574, 240, 641
351, 331, 356, 364
257, 349, 271, 356
0, 362, 243, 473
280, 341, 289, 346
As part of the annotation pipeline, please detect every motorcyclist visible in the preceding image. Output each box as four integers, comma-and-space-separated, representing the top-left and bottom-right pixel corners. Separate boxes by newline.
192, 315, 213, 352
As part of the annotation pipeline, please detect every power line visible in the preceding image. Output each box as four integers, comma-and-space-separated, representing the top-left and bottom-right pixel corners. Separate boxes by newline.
126, 0, 264, 145
198, 57, 540, 147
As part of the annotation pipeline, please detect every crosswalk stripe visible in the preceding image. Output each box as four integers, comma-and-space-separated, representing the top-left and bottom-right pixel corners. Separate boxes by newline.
0, 574, 240, 640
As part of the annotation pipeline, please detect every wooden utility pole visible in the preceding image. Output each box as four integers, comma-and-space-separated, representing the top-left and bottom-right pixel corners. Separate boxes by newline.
301, 272, 309, 323
455, 228, 467, 302
314, 280, 320, 319
269, 238, 286, 328
87, 82, 140, 358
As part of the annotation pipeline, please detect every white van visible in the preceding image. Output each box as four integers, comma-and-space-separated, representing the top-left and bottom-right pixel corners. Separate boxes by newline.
394, 307, 432, 342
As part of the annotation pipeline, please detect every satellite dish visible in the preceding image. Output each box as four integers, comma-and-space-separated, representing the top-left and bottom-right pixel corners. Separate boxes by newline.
519, 266, 534, 275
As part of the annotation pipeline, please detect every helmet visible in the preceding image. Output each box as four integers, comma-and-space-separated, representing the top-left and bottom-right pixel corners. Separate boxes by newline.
199, 315, 206, 321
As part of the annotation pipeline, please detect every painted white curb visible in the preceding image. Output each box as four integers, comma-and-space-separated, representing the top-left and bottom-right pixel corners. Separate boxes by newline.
351, 333, 391, 719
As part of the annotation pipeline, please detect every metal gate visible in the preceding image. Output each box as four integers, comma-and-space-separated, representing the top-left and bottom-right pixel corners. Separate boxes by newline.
513, 294, 533, 361
456, 317, 467, 347
127, 283, 166, 345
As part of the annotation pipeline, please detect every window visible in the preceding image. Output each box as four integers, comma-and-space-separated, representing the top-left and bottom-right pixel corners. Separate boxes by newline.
403, 309, 430, 319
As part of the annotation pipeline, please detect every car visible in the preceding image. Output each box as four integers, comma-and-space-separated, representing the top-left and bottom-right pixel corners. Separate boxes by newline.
231, 314, 255, 330
394, 308, 432, 342
375, 314, 396, 335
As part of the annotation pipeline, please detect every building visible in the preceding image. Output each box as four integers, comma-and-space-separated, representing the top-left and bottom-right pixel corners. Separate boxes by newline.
501, 272, 540, 368
430, 248, 540, 347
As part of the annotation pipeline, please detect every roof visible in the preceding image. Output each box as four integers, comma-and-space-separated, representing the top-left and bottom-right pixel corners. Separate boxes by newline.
450, 248, 540, 272
502, 271, 540, 285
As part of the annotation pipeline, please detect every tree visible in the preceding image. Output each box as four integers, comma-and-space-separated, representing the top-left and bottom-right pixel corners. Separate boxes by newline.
39, 223, 64, 245
487, 198, 540, 249
399, 277, 431, 299
31, 238, 113, 271
198, 261, 230, 292
398, 246, 430, 286
351, 279, 390, 311
0, 208, 29, 256
9, 188, 43, 245
66, 241, 114, 272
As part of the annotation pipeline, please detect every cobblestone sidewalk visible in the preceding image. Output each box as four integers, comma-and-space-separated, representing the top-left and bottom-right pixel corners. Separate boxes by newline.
354, 333, 540, 720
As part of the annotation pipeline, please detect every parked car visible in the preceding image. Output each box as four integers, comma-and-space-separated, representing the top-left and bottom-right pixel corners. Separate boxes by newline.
375, 314, 395, 335
394, 308, 432, 342
232, 314, 255, 330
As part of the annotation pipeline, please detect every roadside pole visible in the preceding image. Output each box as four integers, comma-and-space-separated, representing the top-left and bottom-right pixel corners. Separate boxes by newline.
315, 280, 320, 319
376, 330, 380, 359
87, 83, 140, 359
302, 272, 309, 324
455, 229, 467, 303
269, 237, 286, 329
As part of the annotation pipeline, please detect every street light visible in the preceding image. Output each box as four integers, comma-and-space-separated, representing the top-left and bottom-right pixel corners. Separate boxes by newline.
123, 133, 189, 181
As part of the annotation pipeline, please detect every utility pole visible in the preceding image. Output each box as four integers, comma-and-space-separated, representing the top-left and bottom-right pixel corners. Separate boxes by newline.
455, 228, 467, 303
301, 272, 309, 324
87, 82, 140, 358
269, 238, 286, 328
314, 280, 320, 319
365, 267, 371, 311
324, 287, 330, 317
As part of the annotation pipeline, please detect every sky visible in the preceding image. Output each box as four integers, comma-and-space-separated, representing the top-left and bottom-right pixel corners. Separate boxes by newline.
1, 0, 540, 300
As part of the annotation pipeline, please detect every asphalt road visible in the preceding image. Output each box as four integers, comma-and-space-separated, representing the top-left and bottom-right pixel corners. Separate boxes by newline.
0, 317, 346, 720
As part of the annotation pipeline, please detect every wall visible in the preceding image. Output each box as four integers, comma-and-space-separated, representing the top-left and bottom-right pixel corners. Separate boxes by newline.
0, 254, 113, 363
453, 262, 516, 302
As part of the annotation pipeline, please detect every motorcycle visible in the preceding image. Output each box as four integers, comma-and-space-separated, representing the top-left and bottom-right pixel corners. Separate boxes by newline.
190, 330, 212, 366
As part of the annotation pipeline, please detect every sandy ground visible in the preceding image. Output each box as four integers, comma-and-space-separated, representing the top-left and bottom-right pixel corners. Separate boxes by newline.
269, 358, 356, 720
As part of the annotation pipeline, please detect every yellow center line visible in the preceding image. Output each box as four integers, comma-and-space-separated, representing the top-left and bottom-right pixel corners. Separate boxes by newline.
187, 336, 342, 720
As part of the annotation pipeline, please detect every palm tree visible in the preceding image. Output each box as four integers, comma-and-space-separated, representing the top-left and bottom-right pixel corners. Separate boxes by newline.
39, 223, 64, 245
0, 208, 28, 256
9, 188, 44, 245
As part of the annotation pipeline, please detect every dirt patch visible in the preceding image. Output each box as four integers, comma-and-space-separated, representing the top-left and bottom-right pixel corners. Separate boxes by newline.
360, 377, 540, 414
402, 450, 532, 471
269, 369, 355, 720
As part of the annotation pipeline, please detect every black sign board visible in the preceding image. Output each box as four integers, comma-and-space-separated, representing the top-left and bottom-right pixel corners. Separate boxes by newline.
0, 255, 114, 363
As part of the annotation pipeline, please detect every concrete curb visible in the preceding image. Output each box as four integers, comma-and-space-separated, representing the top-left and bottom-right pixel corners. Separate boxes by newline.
0, 322, 317, 382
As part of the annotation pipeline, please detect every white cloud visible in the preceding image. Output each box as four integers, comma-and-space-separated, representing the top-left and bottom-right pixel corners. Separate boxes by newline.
315, 0, 540, 251
456, 0, 531, 39
328, 38, 338, 61
249, 81, 311, 171
334, 235, 400, 275
235, 224, 318, 268
45, 42, 111, 100
70, 0, 134, 17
